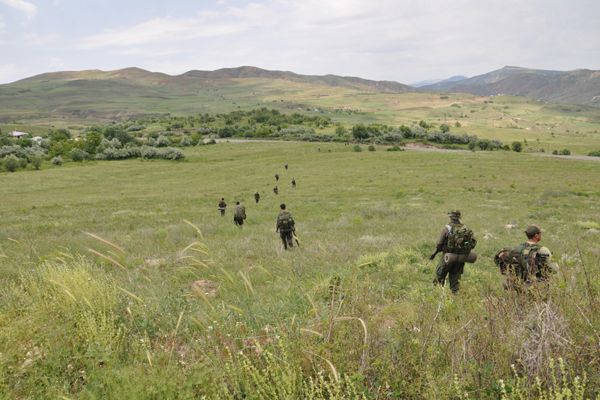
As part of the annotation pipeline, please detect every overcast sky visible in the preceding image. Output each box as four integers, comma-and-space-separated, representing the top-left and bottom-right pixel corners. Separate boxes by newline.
1, 0, 599, 84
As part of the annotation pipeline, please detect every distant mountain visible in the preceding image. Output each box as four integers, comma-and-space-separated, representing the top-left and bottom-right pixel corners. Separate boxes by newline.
418, 66, 600, 106
410, 75, 468, 88
0, 66, 412, 122
16, 66, 412, 94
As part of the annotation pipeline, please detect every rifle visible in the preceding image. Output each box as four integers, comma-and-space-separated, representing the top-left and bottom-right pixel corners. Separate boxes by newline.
293, 231, 300, 247
429, 249, 440, 260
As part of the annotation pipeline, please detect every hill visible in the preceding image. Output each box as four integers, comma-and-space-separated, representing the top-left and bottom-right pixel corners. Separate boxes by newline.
410, 75, 468, 88
418, 66, 600, 106
0, 66, 412, 123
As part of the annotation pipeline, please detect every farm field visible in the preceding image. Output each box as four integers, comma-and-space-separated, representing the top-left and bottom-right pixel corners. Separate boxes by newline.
1, 142, 600, 398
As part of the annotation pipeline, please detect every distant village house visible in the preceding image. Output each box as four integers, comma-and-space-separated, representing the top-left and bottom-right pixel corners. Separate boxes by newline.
9, 130, 29, 138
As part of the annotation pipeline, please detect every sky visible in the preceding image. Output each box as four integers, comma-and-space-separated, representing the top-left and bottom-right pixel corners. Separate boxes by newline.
1, 0, 599, 84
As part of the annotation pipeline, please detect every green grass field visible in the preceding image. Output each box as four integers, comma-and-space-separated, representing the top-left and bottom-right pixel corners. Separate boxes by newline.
1, 142, 600, 398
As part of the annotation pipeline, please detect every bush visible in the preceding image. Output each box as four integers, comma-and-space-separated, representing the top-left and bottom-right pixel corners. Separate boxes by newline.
352, 145, 362, 152
588, 150, 600, 157
159, 147, 185, 160
51, 156, 63, 166
156, 135, 171, 147
386, 145, 404, 152
31, 155, 42, 170
4, 155, 20, 172
70, 148, 89, 162
368, 145, 376, 151
511, 141, 523, 152
560, 148, 571, 155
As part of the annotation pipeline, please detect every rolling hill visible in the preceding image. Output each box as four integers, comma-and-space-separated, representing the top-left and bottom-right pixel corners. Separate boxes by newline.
418, 66, 600, 106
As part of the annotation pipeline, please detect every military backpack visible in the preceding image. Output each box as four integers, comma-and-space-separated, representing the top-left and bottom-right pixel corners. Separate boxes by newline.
278, 212, 294, 232
444, 223, 477, 254
494, 243, 541, 281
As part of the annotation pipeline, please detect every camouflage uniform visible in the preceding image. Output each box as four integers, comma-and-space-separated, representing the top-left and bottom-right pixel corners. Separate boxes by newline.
276, 210, 295, 250
434, 221, 465, 293
218, 199, 227, 216
234, 204, 246, 227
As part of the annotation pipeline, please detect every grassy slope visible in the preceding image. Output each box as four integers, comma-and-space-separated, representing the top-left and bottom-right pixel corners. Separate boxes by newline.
1, 143, 599, 398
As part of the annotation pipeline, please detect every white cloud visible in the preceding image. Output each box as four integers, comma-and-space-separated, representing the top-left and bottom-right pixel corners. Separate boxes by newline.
68, 0, 600, 82
80, 16, 246, 49
0, 0, 37, 18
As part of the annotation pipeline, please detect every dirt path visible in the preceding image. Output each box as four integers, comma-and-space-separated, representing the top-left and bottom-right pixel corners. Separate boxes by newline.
215, 138, 600, 161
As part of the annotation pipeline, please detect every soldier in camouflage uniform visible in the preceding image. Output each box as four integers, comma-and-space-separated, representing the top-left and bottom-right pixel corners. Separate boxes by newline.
505, 225, 554, 290
430, 210, 474, 294
276, 203, 295, 250
233, 201, 246, 227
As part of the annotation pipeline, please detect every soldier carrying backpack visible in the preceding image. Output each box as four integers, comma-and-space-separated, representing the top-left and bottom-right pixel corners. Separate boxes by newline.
233, 201, 246, 227
430, 210, 477, 293
276, 203, 295, 250
494, 225, 554, 291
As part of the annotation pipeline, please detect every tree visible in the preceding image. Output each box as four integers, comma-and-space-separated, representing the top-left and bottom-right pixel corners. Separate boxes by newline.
351, 124, 370, 141
511, 141, 522, 152
440, 123, 450, 133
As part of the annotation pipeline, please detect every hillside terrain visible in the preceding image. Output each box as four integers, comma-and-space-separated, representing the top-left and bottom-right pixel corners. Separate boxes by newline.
419, 66, 600, 106
2, 66, 600, 155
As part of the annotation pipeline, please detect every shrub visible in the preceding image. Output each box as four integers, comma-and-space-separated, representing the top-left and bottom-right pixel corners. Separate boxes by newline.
560, 148, 571, 155
588, 150, 600, 157
4, 155, 20, 172
31, 155, 42, 170
51, 156, 63, 166
156, 135, 171, 147
511, 141, 523, 152
352, 145, 362, 152
159, 147, 185, 160
368, 145, 376, 151
70, 148, 89, 162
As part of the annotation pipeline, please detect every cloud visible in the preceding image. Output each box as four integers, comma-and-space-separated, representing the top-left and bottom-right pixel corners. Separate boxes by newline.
80, 16, 245, 49
0, 0, 37, 18
73, 0, 600, 82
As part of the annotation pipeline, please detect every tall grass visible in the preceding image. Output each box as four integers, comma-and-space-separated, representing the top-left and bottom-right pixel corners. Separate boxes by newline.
1, 143, 599, 398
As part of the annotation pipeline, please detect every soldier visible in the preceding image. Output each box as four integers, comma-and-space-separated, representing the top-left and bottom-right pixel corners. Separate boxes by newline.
275, 173, 279, 182
218, 198, 227, 217
254, 191, 260, 203
500, 225, 555, 290
273, 186, 279, 195
430, 210, 477, 294
276, 203, 295, 250
291, 178, 296, 188
233, 201, 246, 227
285, 163, 288, 170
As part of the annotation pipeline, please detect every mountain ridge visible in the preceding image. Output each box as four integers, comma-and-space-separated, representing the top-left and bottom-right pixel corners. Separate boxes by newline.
418, 66, 600, 105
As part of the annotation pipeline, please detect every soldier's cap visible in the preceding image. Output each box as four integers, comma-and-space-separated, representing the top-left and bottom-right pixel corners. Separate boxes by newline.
525, 225, 542, 237
447, 210, 461, 218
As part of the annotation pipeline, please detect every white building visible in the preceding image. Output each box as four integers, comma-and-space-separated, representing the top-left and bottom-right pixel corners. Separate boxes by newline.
9, 131, 29, 138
